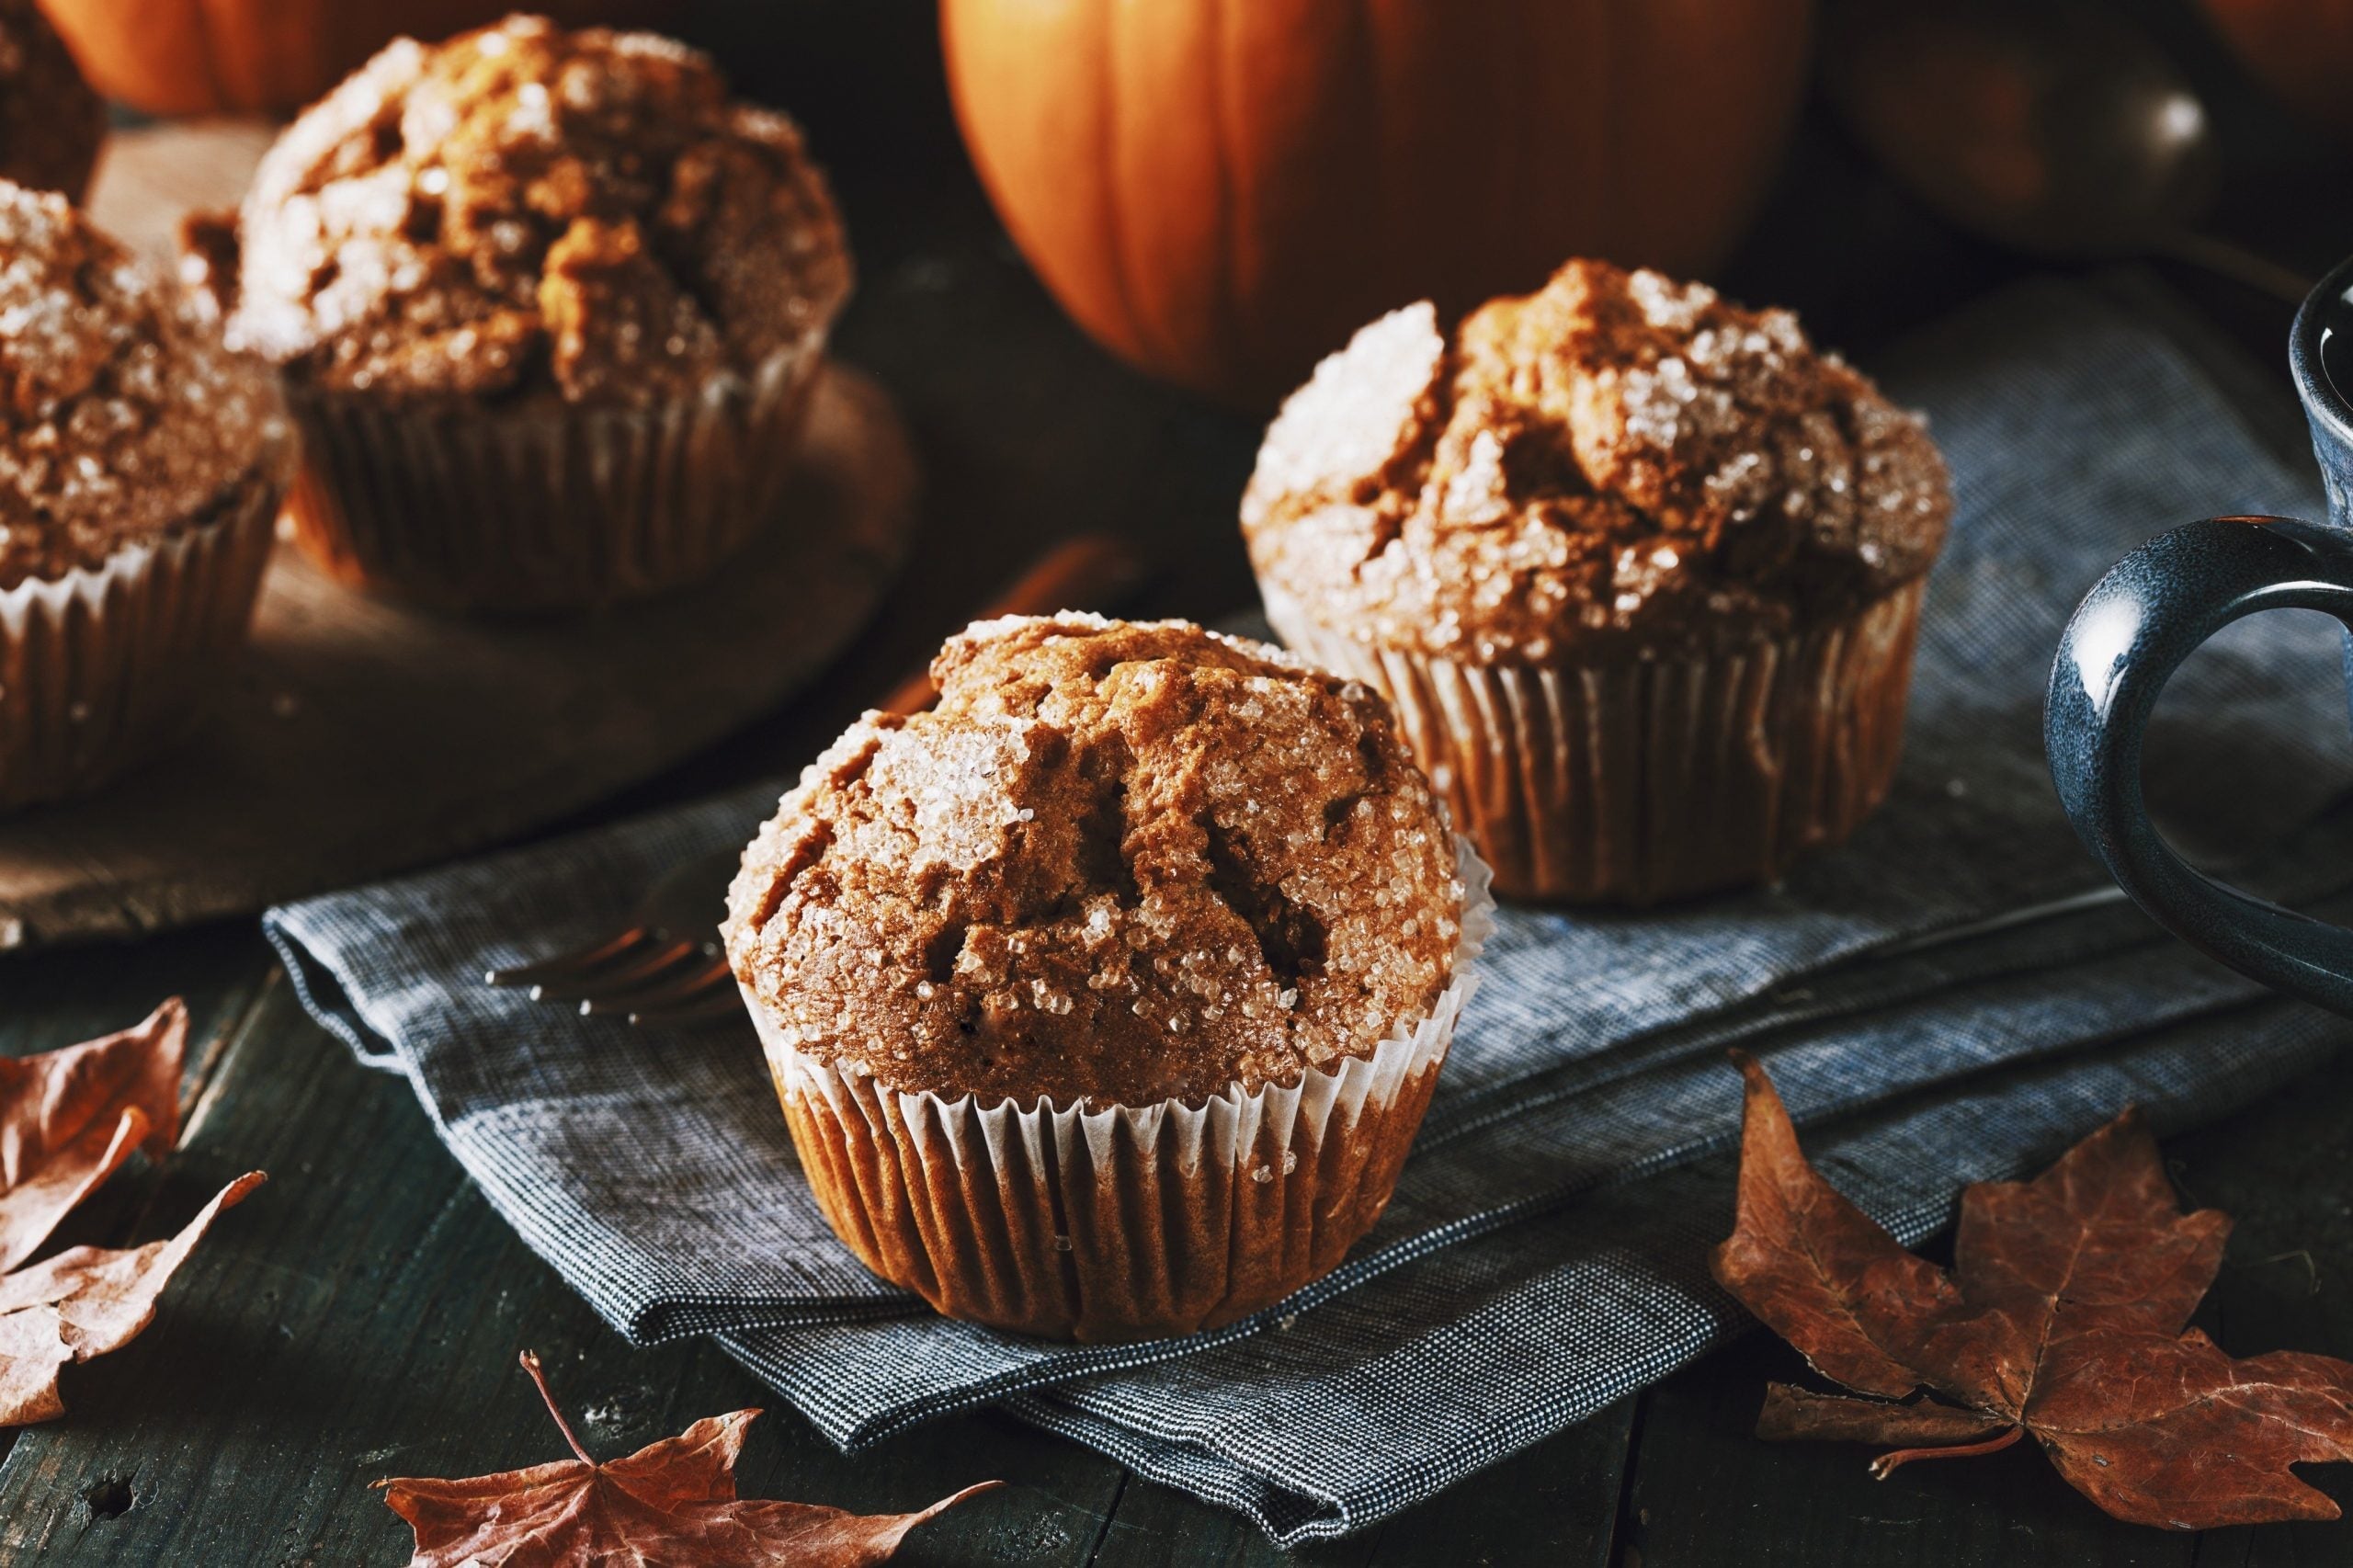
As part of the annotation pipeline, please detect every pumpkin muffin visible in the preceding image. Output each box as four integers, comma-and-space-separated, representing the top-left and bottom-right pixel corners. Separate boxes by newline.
0, 183, 294, 811
201, 13, 850, 613
1243, 258, 1950, 903
724, 613, 1492, 1341
0, 0, 104, 201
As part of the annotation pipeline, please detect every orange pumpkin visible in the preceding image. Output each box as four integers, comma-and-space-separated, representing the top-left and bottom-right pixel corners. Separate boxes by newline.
2198, 0, 2353, 142
942, 0, 1814, 405
35, 0, 666, 116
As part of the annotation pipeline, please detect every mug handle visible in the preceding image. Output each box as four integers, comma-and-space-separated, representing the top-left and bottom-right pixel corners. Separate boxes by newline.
2046, 515, 2353, 1014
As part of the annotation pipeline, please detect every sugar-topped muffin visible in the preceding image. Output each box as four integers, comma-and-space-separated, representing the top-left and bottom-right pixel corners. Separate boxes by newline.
224, 15, 847, 406
1244, 259, 1951, 903
1245, 258, 1948, 663
726, 613, 1463, 1108
0, 187, 286, 590
0, 185, 293, 811
724, 613, 1490, 1341
197, 14, 853, 612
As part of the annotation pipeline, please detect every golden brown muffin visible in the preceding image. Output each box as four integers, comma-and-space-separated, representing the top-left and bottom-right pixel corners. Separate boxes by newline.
1244, 259, 1951, 903
0, 0, 104, 202
726, 612, 1462, 1107
724, 613, 1488, 1340
0, 184, 293, 810
0, 187, 283, 589
205, 14, 850, 612
1245, 259, 1949, 661
226, 16, 846, 404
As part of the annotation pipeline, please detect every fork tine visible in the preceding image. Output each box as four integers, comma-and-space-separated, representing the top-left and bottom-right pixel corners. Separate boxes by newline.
485, 925, 653, 988
577, 956, 732, 1019
629, 988, 748, 1029
528, 939, 702, 1003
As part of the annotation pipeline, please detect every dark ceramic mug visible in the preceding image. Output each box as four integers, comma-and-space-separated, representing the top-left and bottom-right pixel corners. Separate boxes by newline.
2046, 256, 2353, 1013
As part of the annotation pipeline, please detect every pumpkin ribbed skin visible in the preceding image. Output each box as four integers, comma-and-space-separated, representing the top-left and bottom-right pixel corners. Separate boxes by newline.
35, 0, 665, 116
942, 0, 1813, 405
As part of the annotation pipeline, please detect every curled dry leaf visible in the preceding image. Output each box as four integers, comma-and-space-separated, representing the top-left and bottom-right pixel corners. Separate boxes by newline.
0, 999, 186, 1274
381, 1351, 1001, 1567
0, 1171, 266, 1425
0, 998, 261, 1426
1711, 1049, 2353, 1529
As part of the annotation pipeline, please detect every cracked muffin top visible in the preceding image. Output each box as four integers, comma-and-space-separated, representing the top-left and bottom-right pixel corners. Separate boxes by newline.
0, 0, 104, 203
724, 614, 1464, 1108
1242, 258, 1950, 663
219, 13, 849, 406
0, 186, 287, 591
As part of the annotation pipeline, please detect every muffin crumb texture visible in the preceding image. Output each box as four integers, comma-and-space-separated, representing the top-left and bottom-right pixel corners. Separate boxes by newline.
229, 13, 848, 404
725, 615, 1463, 1107
0, 186, 284, 590
1242, 258, 1951, 661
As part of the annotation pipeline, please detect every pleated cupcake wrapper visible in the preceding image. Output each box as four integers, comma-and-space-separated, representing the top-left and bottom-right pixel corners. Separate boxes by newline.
0, 452, 288, 812
748, 838, 1495, 1344
285, 329, 829, 614
1261, 581, 1927, 904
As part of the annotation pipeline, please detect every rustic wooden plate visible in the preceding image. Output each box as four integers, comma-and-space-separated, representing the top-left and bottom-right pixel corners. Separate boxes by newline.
0, 362, 915, 948
0, 124, 918, 949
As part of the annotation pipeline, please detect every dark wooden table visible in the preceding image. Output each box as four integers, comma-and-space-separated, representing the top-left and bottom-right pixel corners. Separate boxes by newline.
9, 4, 2353, 1562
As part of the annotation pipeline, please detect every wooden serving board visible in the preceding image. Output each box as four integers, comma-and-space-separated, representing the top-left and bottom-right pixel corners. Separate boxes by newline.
0, 362, 915, 949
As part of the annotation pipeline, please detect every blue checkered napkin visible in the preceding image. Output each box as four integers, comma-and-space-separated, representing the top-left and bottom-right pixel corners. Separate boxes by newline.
267, 274, 2353, 1544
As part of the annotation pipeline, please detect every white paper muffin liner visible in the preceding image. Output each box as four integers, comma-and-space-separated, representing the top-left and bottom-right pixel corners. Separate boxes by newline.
745, 837, 1495, 1343
283, 328, 830, 615
0, 445, 290, 812
1260, 580, 1927, 904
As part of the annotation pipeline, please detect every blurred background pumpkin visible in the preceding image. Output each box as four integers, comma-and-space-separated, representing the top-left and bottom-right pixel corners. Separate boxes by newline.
2198, 0, 2353, 142
940, 0, 1815, 406
0, 0, 103, 199
34, 0, 672, 116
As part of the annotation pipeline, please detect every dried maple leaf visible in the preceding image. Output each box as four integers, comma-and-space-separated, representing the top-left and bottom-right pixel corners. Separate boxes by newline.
381, 1351, 1000, 1567
0, 999, 185, 1273
1711, 1049, 2353, 1529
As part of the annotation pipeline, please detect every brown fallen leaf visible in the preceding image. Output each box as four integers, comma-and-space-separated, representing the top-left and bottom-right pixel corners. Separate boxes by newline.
0, 999, 261, 1426
0, 999, 185, 1274
0, 1170, 266, 1425
381, 1351, 1001, 1567
1711, 1049, 2353, 1530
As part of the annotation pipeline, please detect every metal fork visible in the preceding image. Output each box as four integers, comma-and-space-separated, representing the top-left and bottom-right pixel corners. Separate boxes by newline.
483, 534, 1146, 1028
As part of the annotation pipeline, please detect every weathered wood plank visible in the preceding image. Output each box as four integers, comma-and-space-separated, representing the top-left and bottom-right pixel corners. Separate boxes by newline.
1077, 1381, 1633, 1564
2165, 1054, 2353, 1568
1361, 1403, 1634, 1568
0, 921, 272, 1064
1620, 1333, 2196, 1567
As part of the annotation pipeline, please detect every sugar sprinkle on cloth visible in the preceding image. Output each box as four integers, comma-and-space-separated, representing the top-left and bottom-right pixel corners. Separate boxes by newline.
268, 275, 2353, 1544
